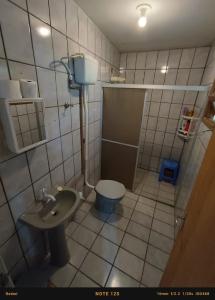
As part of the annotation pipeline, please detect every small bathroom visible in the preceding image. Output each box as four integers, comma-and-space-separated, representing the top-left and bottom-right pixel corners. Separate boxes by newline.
0, 0, 215, 293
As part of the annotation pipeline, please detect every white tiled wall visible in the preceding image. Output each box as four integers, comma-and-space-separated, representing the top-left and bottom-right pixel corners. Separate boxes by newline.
120, 47, 210, 172
175, 42, 215, 217
0, 0, 119, 281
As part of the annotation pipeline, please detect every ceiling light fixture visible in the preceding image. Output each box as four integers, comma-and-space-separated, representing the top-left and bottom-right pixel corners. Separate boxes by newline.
136, 3, 151, 28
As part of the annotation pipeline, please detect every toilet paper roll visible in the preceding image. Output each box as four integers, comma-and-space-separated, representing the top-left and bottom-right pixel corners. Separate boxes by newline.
0, 80, 22, 99
20, 79, 38, 98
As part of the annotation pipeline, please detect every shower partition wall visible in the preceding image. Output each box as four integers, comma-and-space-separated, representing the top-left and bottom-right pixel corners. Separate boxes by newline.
102, 84, 209, 209
101, 88, 145, 189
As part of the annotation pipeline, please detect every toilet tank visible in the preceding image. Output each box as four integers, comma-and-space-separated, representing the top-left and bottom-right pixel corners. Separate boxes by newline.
73, 54, 98, 85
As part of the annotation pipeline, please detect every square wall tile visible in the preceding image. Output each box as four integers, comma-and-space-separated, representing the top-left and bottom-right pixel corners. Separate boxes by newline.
71, 105, 80, 131
0, 234, 23, 271
73, 130, 81, 154
0, 154, 31, 200
64, 157, 74, 183
9, 61, 37, 82
47, 137, 62, 170
126, 53, 137, 69
59, 107, 72, 135
0, 59, 9, 79
49, 0, 66, 34
156, 50, 169, 68
95, 28, 102, 58
169, 104, 182, 119
165, 69, 177, 85
78, 8, 88, 47
10, 0, 26, 9
179, 48, 195, 68
0, 182, 6, 206
52, 29, 68, 72
156, 118, 167, 131
56, 72, 71, 106
154, 132, 165, 145
120, 53, 127, 69
176, 69, 190, 86
37, 68, 57, 107
0, 0, 34, 64
61, 132, 73, 160
9, 187, 36, 228
163, 133, 175, 147
27, 145, 49, 182
149, 103, 160, 117
146, 51, 158, 69
45, 107, 60, 140
51, 164, 65, 187
136, 52, 146, 69
192, 47, 210, 68
33, 173, 51, 199
28, 0, 50, 23
144, 70, 155, 84
159, 103, 170, 118
134, 70, 145, 84
30, 16, 53, 69
0, 203, 15, 247
125, 70, 135, 84
87, 19, 96, 53
188, 69, 204, 85
168, 49, 182, 68
66, 0, 79, 41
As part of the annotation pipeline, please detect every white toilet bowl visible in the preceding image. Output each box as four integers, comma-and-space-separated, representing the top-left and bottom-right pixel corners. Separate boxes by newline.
95, 180, 126, 213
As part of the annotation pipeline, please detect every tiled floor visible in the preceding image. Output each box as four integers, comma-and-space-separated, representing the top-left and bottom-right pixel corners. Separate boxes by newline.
49, 187, 175, 288
134, 169, 176, 206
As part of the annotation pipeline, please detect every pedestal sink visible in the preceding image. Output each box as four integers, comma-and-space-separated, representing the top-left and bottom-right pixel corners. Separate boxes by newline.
20, 187, 80, 267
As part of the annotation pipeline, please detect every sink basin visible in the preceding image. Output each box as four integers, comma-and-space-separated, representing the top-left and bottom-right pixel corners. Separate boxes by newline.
20, 186, 81, 267
21, 187, 80, 230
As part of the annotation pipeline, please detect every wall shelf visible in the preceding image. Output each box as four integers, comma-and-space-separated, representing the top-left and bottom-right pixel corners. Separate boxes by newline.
202, 80, 215, 130
177, 115, 199, 141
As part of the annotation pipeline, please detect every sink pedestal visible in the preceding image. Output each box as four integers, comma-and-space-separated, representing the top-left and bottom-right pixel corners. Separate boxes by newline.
48, 224, 70, 267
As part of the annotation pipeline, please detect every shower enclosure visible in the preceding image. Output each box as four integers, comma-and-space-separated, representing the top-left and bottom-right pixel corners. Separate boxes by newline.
102, 83, 209, 234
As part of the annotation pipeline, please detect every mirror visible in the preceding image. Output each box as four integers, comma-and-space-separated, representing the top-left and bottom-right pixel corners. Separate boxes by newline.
9, 100, 46, 148
0, 99, 47, 153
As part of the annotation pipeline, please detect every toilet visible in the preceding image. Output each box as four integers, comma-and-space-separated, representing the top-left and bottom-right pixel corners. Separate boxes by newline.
95, 180, 126, 214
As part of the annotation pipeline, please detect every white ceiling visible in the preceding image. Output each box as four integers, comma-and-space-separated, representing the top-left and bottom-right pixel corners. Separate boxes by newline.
75, 0, 215, 52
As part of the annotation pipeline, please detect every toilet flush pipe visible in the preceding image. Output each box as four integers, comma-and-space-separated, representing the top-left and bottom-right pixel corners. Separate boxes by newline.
82, 85, 95, 190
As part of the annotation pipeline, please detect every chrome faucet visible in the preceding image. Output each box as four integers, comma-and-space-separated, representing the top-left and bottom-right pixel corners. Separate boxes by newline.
38, 188, 56, 204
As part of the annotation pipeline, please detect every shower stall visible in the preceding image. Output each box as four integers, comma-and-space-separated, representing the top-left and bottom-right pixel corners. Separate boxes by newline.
101, 83, 209, 235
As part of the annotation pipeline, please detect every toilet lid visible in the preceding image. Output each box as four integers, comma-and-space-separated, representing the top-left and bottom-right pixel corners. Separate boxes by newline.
95, 180, 126, 200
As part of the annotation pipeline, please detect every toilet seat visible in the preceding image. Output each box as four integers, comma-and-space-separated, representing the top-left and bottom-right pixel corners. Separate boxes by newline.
95, 180, 126, 199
